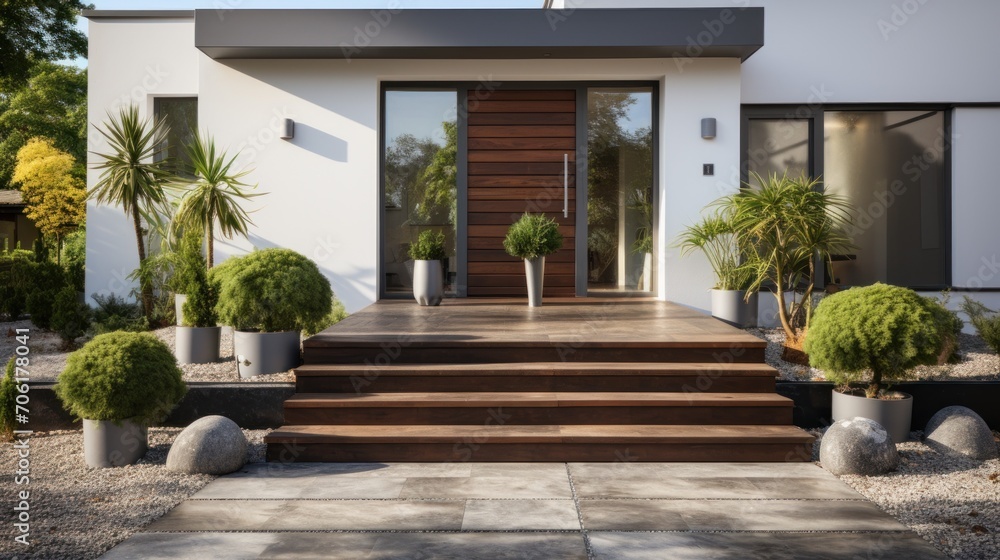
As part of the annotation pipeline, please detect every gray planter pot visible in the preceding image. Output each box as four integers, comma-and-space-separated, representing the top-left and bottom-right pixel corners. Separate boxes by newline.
83, 419, 148, 468
174, 294, 187, 326
234, 330, 301, 378
525, 256, 545, 307
412, 260, 443, 306
175, 326, 222, 364
832, 389, 913, 444
641, 252, 653, 292
711, 289, 758, 328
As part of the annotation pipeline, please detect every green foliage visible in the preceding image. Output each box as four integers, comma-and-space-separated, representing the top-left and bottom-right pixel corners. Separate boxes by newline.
0, 359, 18, 442
408, 230, 447, 261
51, 286, 90, 347
0, 252, 66, 321
181, 244, 218, 328
61, 228, 86, 291
212, 249, 333, 333
926, 295, 963, 364
413, 121, 457, 224
171, 230, 204, 294
13, 137, 87, 248
303, 297, 349, 337
503, 213, 564, 260
90, 293, 147, 335
676, 212, 763, 291
804, 284, 946, 398
0, 2, 90, 85
628, 189, 654, 255
961, 297, 1000, 356
25, 260, 65, 329
55, 332, 186, 424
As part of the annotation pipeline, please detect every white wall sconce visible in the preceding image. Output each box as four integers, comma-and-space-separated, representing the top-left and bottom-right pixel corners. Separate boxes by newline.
280, 118, 295, 140
701, 118, 717, 139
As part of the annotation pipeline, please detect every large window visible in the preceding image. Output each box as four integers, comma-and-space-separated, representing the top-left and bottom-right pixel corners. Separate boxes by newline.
153, 97, 198, 177
382, 90, 458, 296
742, 108, 949, 289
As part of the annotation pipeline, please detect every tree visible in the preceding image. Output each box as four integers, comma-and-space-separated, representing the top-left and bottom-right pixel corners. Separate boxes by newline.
0, 61, 87, 189
412, 121, 457, 224
0, 0, 91, 85
11, 137, 85, 260
170, 134, 263, 268
90, 104, 171, 321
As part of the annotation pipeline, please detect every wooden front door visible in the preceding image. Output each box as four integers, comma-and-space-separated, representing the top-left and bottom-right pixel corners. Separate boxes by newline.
466, 90, 576, 297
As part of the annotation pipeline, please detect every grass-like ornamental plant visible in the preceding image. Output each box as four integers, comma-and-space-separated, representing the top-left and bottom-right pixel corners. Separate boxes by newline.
55, 332, 186, 425
408, 230, 447, 261
212, 248, 333, 333
961, 296, 1000, 359
803, 283, 947, 399
503, 213, 563, 260
676, 212, 762, 291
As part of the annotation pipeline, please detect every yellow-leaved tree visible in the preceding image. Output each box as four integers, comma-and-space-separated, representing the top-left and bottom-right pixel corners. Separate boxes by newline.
12, 137, 86, 261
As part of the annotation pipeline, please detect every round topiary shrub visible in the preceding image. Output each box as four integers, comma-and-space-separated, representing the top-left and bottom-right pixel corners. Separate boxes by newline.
803, 283, 946, 398
55, 332, 186, 424
503, 213, 563, 260
211, 248, 333, 333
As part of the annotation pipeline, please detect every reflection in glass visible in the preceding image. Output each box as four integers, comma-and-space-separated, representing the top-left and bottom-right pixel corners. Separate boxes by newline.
746, 119, 809, 184
587, 88, 654, 293
824, 111, 946, 288
153, 97, 198, 178
382, 90, 458, 295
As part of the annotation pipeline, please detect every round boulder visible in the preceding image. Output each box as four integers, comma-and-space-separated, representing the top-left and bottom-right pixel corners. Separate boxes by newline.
820, 417, 899, 476
167, 415, 247, 475
924, 406, 998, 460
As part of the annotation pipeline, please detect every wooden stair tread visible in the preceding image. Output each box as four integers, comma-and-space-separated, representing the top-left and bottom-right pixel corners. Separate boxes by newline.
285, 392, 793, 408
295, 362, 778, 377
305, 337, 767, 349
265, 424, 815, 444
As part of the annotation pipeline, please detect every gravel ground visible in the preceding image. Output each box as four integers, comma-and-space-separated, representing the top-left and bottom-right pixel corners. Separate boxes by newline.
1, 321, 295, 383
813, 430, 1000, 560
0, 428, 270, 560
747, 328, 1000, 382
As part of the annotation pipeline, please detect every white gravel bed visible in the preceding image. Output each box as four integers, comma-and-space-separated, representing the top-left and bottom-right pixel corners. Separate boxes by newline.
2, 322, 295, 384
0, 427, 270, 560
747, 328, 1000, 382
813, 431, 1000, 560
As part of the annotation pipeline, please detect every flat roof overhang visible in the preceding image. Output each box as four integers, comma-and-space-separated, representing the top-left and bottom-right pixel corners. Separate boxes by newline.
176, 8, 763, 61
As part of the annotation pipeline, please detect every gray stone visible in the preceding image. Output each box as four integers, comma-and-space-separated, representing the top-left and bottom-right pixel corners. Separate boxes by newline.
166, 415, 247, 475
924, 406, 999, 460
820, 417, 899, 476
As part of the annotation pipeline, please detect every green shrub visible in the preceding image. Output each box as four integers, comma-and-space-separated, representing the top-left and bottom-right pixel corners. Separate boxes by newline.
503, 213, 563, 260
171, 230, 204, 294
61, 228, 87, 292
926, 295, 963, 364
55, 332, 186, 424
25, 261, 66, 329
303, 297, 349, 337
961, 297, 1000, 355
0, 359, 18, 442
0, 251, 36, 319
51, 287, 91, 347
182, 271, 219, 328
408, 230, 447, 261
804, 283, 946, 398
91, 293, 147, 334
212, 248, 333, 333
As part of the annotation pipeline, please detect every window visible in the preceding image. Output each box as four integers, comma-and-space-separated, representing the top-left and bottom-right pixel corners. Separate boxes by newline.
742, 107, 949, 289
382, 90, 458, 296
153, 97, 198, 177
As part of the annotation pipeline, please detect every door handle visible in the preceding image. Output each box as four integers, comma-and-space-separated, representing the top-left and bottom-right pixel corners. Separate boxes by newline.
563, 153, 569, 218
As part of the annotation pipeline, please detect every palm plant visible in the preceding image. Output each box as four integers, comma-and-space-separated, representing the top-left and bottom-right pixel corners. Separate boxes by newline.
90, 104, 172, 320
170, 134, 263, 268
676, 212, 762, 292
726, 173, 854, 345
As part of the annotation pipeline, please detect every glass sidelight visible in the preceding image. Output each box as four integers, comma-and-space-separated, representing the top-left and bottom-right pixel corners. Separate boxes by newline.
586, 87, 654, 294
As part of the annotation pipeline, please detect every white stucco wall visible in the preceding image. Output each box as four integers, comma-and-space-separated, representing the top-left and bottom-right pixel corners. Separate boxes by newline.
951, 108, 1000, 296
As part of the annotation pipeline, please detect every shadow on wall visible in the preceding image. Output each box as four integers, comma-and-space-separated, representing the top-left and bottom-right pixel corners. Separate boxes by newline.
290, 122, 348, 162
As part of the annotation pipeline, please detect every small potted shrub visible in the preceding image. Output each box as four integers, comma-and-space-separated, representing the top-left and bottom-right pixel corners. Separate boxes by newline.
804, 283, 956, 443
171, 230, 203, 326
407, 230, 447, 306
55, 332, 186, 467
213, 248, 332, 377
176, 253, 221, 364
503, 213, 563, 307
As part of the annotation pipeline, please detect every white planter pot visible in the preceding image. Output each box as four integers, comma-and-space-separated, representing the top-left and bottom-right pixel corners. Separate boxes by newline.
641, 252, 653, 292
83, 419, 148, 468
234, 330, 301, 378
831, 390, 913, 444
524, 256, 545, 307
175, 326, 222, 364
412, 260, 443, 306
174, 294, 187, 326
711, 289, 759, 328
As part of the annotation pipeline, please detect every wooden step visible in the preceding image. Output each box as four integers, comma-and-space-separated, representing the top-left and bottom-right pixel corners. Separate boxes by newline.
265, 424, 816, 462
282, 392, 793, 425
295, 362, 777, 393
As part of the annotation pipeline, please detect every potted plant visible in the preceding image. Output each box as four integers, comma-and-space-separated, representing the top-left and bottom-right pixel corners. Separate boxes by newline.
176, 247, 221, 364
170, 230, 203, 326
55, 332, 186, 467
212, 248, 332, 377
503, 213, 563, 307
408, 230, 447, 306
804, 283, 958, 443
677, 212, 762, 328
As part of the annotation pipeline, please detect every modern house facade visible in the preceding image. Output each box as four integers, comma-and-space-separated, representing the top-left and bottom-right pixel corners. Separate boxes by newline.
83, 1, 1000, 319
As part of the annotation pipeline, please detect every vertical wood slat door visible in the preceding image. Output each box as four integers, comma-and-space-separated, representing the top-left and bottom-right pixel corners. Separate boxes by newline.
466, 90, 576, 297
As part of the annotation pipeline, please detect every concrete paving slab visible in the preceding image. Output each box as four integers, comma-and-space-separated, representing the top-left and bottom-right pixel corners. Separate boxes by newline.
569, 462, 832, 479
588, 531, 949, 560
470, 462, 571, 481
190, 475, 407, 499
400, 476, 573, 499
99, 532, 277, 560
268, 500, 467, 531
462, 499, 581, 530
144, 500, 287, 532
746, 476, 865, 500
368, 532, 589, 559
230, 461, 474, 478
573, 476, 762, 499
259, 533, 381, 559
